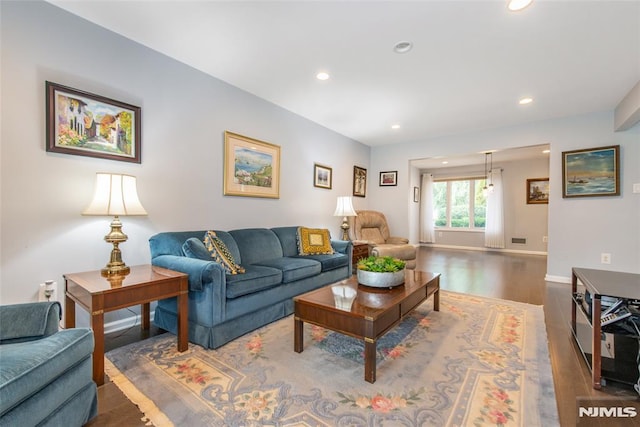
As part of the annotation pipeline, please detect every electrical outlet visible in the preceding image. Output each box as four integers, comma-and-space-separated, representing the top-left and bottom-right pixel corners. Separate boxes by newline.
601, 253, 611, 264
633, 183, 640, 194
542, 236, 548, 243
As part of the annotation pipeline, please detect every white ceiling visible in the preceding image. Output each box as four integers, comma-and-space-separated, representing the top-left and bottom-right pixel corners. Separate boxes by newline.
48, 0, 640, 152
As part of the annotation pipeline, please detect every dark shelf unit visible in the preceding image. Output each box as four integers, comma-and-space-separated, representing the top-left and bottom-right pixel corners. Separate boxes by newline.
570, 268, 640, 389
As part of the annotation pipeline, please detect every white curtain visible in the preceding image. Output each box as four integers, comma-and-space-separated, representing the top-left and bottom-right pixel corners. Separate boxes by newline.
420, 174, 436, 243
485, 169, 505, 248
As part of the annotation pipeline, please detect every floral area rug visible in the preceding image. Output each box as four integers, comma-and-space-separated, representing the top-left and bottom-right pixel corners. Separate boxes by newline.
105, 290, 559, 426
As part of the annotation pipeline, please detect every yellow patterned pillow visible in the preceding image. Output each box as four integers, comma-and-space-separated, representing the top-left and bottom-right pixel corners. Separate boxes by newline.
297, 227, 334, 255
203, 230, 245, 274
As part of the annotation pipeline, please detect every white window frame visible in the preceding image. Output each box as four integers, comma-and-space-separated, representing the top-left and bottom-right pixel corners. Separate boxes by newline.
434, 176, 486, 230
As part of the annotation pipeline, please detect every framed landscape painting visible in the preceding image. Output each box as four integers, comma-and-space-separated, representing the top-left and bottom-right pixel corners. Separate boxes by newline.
353, 166, 367, 197
46, 81, 141, 163
526, 178, 549, 204
313, 164, 332, 189
562, 145, 619, 198
224, 131, 280, 198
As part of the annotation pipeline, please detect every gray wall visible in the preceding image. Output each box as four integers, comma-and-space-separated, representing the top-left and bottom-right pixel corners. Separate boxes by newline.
421, 156, 550, 253
0, 1, 370, 325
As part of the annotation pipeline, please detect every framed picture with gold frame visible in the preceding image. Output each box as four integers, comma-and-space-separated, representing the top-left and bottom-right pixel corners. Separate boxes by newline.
562, 145, 619, 198
223, 131, 280, 198
313, 163, 332, 189
526, 178, 549, 204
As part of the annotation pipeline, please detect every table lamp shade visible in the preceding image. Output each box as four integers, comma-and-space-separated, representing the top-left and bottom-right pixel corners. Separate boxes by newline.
333, 196, 356, 217
83, 173, 147, 216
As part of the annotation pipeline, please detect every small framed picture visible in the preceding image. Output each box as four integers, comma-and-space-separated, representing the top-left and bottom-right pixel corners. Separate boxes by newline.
413, 186, 420, 203
562, 145, 620, 198
526, 178, 549, 204
46, 81, 141, 163
353, 166, 367, 197
313, 163, 332, 189
379, 171, 397, 186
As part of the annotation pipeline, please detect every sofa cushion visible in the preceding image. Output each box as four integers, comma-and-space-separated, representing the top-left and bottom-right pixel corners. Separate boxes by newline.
182, 238, 211, 261
297, 227, 334, 255
229, 228, 284, 265
294, 253, 349, 272
254, 257, 321, 283
204, 231, 245, 274
225, 265, 282, 299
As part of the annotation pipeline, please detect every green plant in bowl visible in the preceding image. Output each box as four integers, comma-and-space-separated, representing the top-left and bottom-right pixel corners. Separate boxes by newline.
357, 256, 406, 273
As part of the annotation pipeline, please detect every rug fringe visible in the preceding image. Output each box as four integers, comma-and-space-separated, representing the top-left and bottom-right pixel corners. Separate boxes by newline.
104, 357, 174, 427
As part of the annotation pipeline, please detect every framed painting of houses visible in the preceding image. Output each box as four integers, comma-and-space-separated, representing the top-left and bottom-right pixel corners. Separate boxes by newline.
46, 81, 141, 163
562, 145, 620, 198
224, 131, 281, 198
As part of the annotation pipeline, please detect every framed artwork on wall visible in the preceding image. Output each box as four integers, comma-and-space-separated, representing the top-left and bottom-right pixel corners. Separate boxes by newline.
526, 178, 549, 204
562, 145, 620, 198
46, 81, 141, 163
313, 164, 332, 189
223, 131, 280, 198
379, 171, 397, 186
353, 166, 367, 197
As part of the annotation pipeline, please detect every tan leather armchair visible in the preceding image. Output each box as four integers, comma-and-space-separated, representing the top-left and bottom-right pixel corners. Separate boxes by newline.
348, 210, 416, 269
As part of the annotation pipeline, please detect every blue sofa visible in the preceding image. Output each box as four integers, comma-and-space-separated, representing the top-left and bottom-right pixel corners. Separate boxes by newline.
0, 302, 97, 426
149, 226, 352, 349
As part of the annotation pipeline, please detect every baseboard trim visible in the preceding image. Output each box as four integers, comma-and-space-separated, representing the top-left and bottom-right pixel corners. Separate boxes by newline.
420, 243, 547, 256
104, 311, 155, 335
545, 274, 571, 284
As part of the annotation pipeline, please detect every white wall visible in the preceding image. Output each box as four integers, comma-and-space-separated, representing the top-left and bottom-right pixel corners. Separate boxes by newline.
419, 156, 550, 253
0, 1, 370, 324
370, 113, 640, 280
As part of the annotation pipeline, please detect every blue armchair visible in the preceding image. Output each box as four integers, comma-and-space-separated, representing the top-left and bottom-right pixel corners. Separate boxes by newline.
0, 302, 97, 426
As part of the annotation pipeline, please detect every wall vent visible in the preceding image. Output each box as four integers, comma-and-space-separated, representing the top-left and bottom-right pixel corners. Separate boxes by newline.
511, 237, 527, 244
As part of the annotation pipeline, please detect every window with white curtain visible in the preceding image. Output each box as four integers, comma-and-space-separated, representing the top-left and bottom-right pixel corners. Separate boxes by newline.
432, 177, 487, 229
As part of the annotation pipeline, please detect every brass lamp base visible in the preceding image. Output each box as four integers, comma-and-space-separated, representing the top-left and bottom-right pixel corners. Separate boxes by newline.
340, 217, 351, 241
101, 215, 131, 277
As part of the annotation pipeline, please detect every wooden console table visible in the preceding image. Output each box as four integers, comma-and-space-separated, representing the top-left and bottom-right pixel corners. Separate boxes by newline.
64, 264, 189, 386
571, 267, 640, 389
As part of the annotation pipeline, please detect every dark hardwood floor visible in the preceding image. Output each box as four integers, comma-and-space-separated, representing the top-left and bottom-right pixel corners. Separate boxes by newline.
86, 246, 638, 426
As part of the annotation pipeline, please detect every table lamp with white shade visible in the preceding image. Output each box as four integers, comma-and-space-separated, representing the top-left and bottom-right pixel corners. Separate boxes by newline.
333, 196, 357, 241
82, 173, 147, 276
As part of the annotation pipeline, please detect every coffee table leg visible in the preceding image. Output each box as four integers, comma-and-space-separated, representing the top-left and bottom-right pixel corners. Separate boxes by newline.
364, 338, 376, 383
294, 317, 303, 353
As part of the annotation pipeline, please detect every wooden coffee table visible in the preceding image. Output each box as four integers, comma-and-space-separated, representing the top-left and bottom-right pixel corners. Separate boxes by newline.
294, 270, 440, 383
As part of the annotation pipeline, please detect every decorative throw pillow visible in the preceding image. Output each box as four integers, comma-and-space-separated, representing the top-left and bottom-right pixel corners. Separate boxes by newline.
203, 230, 245, 275
297, 227, 334, 255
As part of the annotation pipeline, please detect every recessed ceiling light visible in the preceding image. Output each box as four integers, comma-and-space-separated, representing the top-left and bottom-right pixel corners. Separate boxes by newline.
507, 0, 533, 12
316, 72, 330, 81
519, 97, 533, 105
393, 41, 413, 54
391, 124, 401, 130
542, 149, 550, 154
442, 161, 449, 164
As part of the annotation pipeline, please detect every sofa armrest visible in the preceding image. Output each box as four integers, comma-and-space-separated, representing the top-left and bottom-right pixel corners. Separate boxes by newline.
331, 239, 352, 255
386, 236, 410, 244
0, 302, 61, 344
152, 255, 226, 293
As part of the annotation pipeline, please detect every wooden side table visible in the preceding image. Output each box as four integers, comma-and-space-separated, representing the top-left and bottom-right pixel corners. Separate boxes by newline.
64, 264, 189, 386
352, 241, 369, 270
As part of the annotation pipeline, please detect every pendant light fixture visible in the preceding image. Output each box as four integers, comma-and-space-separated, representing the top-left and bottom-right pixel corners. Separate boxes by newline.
488, 152, 495, 193
483, 153, 489, 195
